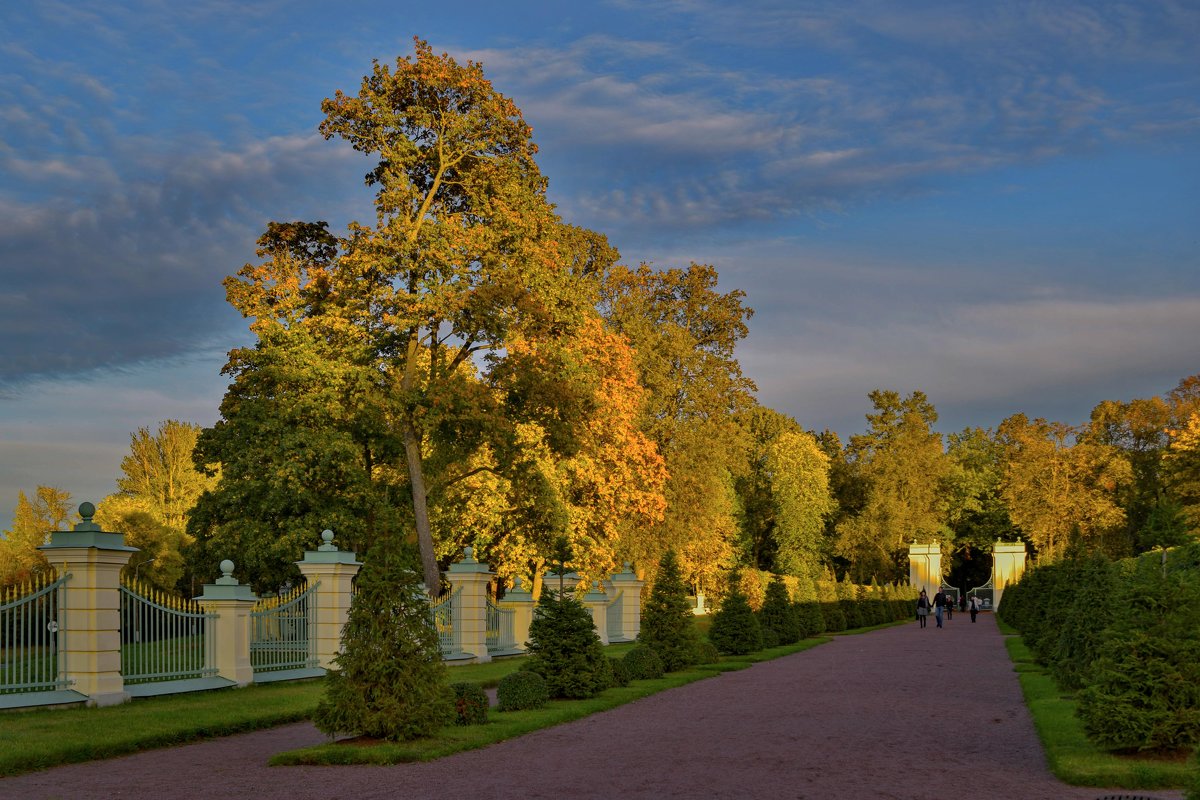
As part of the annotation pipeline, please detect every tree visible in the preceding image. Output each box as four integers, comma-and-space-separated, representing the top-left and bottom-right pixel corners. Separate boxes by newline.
599, 262, 755, 591
1164, 412, 1200, 534
638, 549, 699, 672
1, 487, 72, 587
312, 544, 452, 740
945, 427, 1016, 588
997, 414, 1131, 562
767, 429, 835, 577
835, 390, 951, 582
203, 42, 607, 592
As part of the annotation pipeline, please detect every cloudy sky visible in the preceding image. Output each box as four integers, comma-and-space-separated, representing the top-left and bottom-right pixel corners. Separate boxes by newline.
2, 0, 1198, 527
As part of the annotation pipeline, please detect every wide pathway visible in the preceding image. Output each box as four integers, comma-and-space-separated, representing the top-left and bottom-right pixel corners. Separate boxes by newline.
0, 614, 1185, 800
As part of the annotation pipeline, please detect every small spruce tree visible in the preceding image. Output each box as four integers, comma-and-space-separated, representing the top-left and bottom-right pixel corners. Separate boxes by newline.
312, 545, 453, 740
708, 572, 763, 655
638, 549, 699, 671
525, 589, 611, 699
760, 575, 801, 644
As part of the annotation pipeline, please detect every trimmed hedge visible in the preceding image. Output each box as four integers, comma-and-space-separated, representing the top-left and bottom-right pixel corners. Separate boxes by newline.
622, 645, 665, 681
496, 670, 549, 712
450, 682, 489, 726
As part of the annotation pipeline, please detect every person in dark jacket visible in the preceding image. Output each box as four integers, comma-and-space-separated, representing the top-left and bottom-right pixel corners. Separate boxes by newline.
915, 590, 931, 628
933, 589, 947, 628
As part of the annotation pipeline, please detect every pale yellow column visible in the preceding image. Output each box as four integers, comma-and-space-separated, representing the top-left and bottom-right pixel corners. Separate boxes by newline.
197, 560, 257, 686
39, 502, 137, 707
907, 541, 942, 596
498, 576, 535, 652
604, 563, 644, 643
446, 547, 493, 664
582, 581, 609, 645
992, 540, 1028, 609
296, 530, 361, 670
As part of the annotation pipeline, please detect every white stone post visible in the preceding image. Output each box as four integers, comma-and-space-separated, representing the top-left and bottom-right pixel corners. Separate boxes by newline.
992, 540, 1028, 609
907, 541, 942, 597
296, 530, 362, 670
582, 581, 609, 645
39, 502, 136, 707
445, 547, 493, 664
604, 563, 644, 642
196, 560, 257, 687
499, 576, 535, 652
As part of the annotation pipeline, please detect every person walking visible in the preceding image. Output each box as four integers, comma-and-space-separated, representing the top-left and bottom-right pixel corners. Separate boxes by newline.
933, 588, 947, 628
945, 594, 954, 621
916, 590, 930, 628
969, 593, 980, 623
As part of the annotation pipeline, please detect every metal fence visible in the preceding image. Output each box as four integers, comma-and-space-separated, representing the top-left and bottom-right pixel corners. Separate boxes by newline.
966, 576, 995, 610
605, 589, 624, 642
0, 571, 69, 695
120, 579, 217, 684
251, 581, 318, 674
429, 587, 458, 655
485, 597, 514, 654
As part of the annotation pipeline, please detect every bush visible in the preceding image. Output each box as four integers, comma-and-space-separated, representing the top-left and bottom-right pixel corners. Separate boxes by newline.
608, 656, 631, 687
760, 576, 801, 644
837, 574, 863, 629
1047, 554, 1123, 690
1187, 746, 1200, 800
450, 682, 489, 725
312, 545, 453, 741
638, 549, 699, 672
796, 601, 825, 637
820, 602, 847, 633
694, 639, 720, 664
496, 669, 549, 712
709, 575, 763, 655
525, 590, 611, 699
1077, 559, 1200, 752
759, 623, 780, 649
622, 645, 665, 680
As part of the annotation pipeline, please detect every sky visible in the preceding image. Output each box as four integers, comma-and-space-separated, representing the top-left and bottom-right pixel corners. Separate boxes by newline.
1, 0, 1198, 528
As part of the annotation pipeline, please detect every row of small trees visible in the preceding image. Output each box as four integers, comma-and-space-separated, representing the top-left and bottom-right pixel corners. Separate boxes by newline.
997, 542, 1200, 753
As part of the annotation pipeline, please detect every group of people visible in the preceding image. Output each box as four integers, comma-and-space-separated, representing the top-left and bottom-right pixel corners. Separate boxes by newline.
915, 589, 980, 628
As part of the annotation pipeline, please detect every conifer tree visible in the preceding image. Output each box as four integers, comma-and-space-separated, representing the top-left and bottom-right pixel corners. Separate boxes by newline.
525, 589, 611, 698
638, 548, 699, 671
708, 572, 762, 655
313, 545, 452, 740
760, 575, 801, 644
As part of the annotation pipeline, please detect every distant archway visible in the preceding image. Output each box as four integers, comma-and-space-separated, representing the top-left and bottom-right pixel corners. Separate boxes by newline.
908, 540, 1027, 610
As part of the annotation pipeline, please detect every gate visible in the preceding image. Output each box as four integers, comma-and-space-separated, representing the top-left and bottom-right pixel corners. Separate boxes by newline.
429, 587, 459, 656
485, 596, 516, 655
251, 581, 319, 675
0, 571, 70, 696
120, 578, 217, 686
966, 576, 994, 610
605, 589, 625, 642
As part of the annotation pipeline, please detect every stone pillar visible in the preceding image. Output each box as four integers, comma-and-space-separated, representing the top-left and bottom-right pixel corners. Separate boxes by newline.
39, 502, 137, 707
296, 530, 362, 670
446, 547, 493, 663
582, 581, 609, 645
604, 563, 644, 642
499, 576, 535, 652
907, 541, 942, 597
992, 540, 1028, 609
196, 560, 257, 687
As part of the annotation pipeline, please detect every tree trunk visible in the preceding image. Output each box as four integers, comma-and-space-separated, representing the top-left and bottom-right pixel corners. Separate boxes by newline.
402, 418, 441, 595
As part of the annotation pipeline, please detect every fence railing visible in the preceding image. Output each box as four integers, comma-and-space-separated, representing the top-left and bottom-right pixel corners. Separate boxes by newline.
485, 597, 515, 654
120, 579, 216, 685
430, 587, 459, 655
605, 589, 624, 643
0, 571, 69, 695
251, 581, 318, 674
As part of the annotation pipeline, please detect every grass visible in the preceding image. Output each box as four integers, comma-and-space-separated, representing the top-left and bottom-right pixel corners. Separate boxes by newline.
1003, 634, 1198, 791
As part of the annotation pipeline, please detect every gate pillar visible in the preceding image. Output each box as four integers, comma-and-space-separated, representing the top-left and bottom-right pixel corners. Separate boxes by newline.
992, 540, 1027, 609
907, 541, 941, 596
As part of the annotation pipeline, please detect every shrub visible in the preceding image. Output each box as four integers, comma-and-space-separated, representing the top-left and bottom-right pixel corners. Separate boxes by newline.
694, 639, 720, 664
608, 656, 631, 687
450, 682, 489, 725
1187, 746, 1200, 800
622, 645, 665, 680
1047, 554, 1122, 690
496, 669, 549, 712
837, 574, 863, 629
820, 602, 847, 633
760, 576, 801, 644
709, 575, 763, 655
1077, 559, 1200, 752
525, 590, 611, 699
796, 601, 825, 637
759, 623, 780, 649
312, 545, 453, 741
638, 549, 699, 672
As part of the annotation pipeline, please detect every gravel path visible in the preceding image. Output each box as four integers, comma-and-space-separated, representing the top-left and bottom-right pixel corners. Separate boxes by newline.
0, 614, 1185, 800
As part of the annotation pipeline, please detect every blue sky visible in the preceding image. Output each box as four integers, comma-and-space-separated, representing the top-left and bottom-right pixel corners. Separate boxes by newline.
2, 0, 1198, 527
